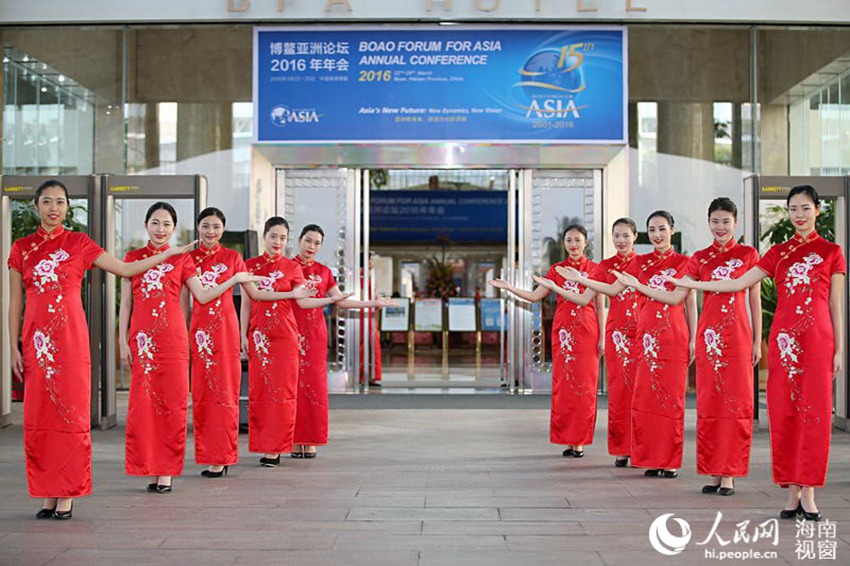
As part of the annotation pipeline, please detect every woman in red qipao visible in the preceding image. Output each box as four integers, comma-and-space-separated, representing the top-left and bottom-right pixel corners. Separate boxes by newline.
291, 224, 393, 458
671, 186, 845, 521
615, 199, 761, 494
185, 207, 249, 478
561, 211, 697, 478
490, 225, 604, 457
588, 218, 640, 467
8, 180, 194, 520
119, 202, 259, 494
239, 217, 345, 468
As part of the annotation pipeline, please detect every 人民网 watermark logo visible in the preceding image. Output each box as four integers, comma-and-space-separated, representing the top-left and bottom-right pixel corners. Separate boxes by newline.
648, 513, 692, 556
270, 104, 320, 127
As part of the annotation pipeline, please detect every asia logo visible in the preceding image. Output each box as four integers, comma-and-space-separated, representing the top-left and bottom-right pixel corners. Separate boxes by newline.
648, 513, 692, 556
514, 42, 591, 119
270, 104, 321, 127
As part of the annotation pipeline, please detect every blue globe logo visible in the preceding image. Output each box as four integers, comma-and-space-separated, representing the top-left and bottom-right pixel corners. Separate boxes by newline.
270, 105, 290, 127
517, 49, 584, 100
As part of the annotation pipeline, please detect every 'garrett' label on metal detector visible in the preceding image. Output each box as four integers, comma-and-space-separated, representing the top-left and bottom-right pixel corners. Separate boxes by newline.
109, 185, 141, 193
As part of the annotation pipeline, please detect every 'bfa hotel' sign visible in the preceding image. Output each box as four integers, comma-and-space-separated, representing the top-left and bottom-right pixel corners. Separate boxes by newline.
229, 0, 647, 15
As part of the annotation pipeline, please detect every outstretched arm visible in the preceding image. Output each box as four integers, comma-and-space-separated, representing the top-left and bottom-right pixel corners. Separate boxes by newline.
240, 293, 252, 358
241, 282, 314, 302
93, 240, 199, 278
118, 278, 133, 368
185, 273, 264, 305
555, 265, 625, 297
612, 270, 690, 306
488, 278, 549, 303
330, 285, 397, 309
667, 266, 767, 293
531, 275, 595, 306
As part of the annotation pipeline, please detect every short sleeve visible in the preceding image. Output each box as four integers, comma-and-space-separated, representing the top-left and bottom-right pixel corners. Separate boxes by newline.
831, 246, 847, 276
682, 254, 701, 280
180, 254, 197, 284
291, 263, 305, 287
7, 241, 23, 272
756, 245, 779, 277
322, 266, 336, 293
78, 234, 106, 270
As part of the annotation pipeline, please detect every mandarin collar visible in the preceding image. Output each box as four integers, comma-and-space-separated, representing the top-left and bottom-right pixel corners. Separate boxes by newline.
653, 247, 674, 260
294, 254, 314, 267
198, 242, 221, 257
566, 255, 585, 268
263, 251, 283, 262
144, 241, 170, 255
712, 238, 737, 253
37, 224, 65, 240
617, 250, 636, 261
792, 231, 819, 244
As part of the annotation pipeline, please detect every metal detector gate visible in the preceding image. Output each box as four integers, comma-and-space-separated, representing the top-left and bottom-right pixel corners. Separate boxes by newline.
744, 175, 850, 431
100, 175, 207, 428
0, 176, 101, 428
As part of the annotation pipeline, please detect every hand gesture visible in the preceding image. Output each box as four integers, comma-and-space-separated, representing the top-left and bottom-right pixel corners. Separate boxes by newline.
291, 286, 314, 300
241, 335, 250, 359
531, 275, 556, 290
374, 297, 398, 308
333, 292, 356, 303
751, 341, 762, 367
612, 270, 639, 288
165, 240, 199, 257
119, 340, 133, 368
597, 337, 605, 358
488, 278, 510, 290
11, 348, 24, 378
555, 265, 581, 281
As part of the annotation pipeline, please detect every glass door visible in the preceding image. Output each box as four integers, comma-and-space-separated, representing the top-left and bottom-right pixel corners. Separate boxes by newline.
512, 169, 603, 392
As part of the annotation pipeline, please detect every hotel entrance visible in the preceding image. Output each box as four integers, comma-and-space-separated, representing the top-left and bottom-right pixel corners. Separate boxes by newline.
273, 165, 605, 394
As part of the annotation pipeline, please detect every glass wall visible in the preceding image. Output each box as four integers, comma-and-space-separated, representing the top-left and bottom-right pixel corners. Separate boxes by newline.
2, 23, 850, 238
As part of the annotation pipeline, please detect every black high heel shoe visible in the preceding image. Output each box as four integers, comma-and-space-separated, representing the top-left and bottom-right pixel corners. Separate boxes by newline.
780, 503, 802, 519
200, 466, 229, 478
54, 502, 73, 520
800, 502, 822, 522
718, 480, 735, 496
571, 450, 585, 459
562, 448, 575, 457
36, 508, 55, 519
614, 457, 629, 468
661, 470, 678, 479
644, 469, 661, 477
701, 484, 721, 494
146, 482, 172, 493
259, 455, 280, 467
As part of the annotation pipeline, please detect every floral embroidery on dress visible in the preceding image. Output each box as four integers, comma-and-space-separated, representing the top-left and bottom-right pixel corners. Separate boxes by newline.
559, 328, 574, 356
561, 271, 587, 294
33, 249, 69, 292
612, 331, 629, 355
710, 258, 744, 280
141, 264, 175, 297
198, 263, 228, 289
647, 268, 677, 291
33, 330, 55, 363
195, 329, 214, 358
258, 271, 284, 291
785, 253, 823, 293
776, 333, 799, 363
253, 330, 270, 359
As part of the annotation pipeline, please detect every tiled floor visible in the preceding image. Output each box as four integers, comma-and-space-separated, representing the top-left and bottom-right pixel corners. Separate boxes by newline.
1, 396, 849, 565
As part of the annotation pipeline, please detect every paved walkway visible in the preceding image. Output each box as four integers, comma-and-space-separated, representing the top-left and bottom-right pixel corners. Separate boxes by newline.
1, 396, 849, 565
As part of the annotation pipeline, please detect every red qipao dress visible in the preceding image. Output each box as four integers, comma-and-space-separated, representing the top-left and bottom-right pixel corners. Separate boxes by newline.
189, 244, 246, 465
756, 232, 845, 487
684, 240, 759, 477
594, 251, 639, 457
8, 226, 104, 497
292, 256, 336, 446
624, 249, 690, 469
124, 243, 196, 476
545, 256, 600, 446
245, 253, 305, 454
